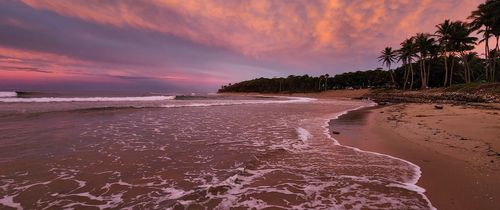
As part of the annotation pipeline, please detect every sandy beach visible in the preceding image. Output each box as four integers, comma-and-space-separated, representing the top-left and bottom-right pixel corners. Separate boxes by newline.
331, 103, 500, 210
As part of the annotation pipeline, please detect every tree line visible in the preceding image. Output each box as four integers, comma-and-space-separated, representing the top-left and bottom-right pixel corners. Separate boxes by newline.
218, 75, 330, 93
219, 0, 499, 93
218, 70, 392, 93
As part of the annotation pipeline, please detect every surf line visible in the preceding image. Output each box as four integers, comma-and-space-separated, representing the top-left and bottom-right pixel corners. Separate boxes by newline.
322, 101, 437, 210
0, 96, 176, 103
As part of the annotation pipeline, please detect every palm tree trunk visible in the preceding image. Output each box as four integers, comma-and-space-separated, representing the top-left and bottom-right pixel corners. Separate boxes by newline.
389, 71, 395, 87
485, 31, 490, 81
464, 58, 471, 83
496, 36, 499, 52
419, 60, 423, 88
403, 67, 407, 90
403, 62, 409, 91
427, 59, 431, 87
443, 53, 448, 87
420, 59, 427, 89
467, 64, 472, 83
462, 53, 471, 83
494, 36, 499, 82
410, 61, 415, 89
387, 64, 395, 88
449, 57, 455, 86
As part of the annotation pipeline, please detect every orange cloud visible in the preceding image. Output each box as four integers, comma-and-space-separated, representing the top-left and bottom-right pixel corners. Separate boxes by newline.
21, 0, 482, 58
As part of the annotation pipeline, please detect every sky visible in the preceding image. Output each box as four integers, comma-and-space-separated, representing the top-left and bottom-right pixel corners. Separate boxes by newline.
0, 0, 484, 92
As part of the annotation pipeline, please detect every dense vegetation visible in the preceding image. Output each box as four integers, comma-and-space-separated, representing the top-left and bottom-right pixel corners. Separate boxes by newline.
218, 75, 328, 93
219, 0, 500, 93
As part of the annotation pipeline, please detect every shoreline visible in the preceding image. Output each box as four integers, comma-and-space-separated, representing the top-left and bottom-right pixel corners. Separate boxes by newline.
329, 104, 500, 210
221, 91, 500, 209
219, 87, 500, 109
324, 103, 436, 209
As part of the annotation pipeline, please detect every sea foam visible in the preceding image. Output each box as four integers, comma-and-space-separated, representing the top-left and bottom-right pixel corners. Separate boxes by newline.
296, 127, 312, 142
0, 95, 176, 103
0, 91, 17, 98
161, 96, 316, 108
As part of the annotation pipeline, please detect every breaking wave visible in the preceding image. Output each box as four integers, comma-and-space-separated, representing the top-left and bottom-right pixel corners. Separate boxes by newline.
0, 95, 176, 103
161, 96, 316, 108
0, 91, 17, 98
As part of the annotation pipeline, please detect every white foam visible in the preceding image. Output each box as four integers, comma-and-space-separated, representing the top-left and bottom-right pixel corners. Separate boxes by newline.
296, 127, 312, 142
0, 195, 22, 210
161, 187, 187, 200
209, 168, 278, 208
0, 91, 17, 98
0, 95, 176, 103
323, 101, 436, 210
161, 96, 316, 108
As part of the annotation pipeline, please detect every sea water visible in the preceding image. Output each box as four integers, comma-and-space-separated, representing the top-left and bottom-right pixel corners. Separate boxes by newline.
0, 92, 434, 209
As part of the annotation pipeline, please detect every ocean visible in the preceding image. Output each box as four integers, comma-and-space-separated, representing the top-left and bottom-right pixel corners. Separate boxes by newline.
0, 91, 434, 209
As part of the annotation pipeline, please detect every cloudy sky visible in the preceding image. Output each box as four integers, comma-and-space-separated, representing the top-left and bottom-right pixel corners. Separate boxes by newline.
0, 0, 483, 92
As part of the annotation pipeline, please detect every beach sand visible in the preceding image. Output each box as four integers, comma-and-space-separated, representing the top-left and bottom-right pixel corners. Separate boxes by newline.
330, 103, 500, 210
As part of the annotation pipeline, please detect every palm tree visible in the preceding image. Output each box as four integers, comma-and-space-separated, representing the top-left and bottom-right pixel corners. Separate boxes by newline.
465, 52, 481, 81
428, 41, 440, 86
435, 20, 453, 86
415, 33, 436, 89
449, 21, 477, 83
398, 38, 417, 90
469, 0, 500, 81
378, 47, 397, 87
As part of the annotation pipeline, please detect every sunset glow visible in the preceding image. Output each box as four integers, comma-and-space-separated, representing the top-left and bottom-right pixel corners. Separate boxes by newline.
0, 0, 483, 92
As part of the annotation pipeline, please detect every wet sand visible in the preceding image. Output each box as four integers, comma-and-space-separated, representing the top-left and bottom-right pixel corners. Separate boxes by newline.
330, 104, 500, 210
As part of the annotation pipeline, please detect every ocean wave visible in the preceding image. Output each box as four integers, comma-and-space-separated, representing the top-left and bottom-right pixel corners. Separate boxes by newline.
0, 95, 176, 103
161, 96, 315, 108
0, 91, 17, 98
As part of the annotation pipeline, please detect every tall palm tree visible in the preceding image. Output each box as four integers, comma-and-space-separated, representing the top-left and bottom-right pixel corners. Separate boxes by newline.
428, 41, 440, 86
449, 21, 477, 83
398, 38, 417, 90
465, 52, 481, 81
469, 0, 500, 81
378, 47, 397, 87
415, 33, 436, 89
435, 20, 453, 86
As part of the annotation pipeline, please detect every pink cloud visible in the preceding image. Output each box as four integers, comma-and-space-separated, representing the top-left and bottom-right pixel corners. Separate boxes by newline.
0, 46, 226, 87
2, 0, 485, 91
21, 0, 483, 58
